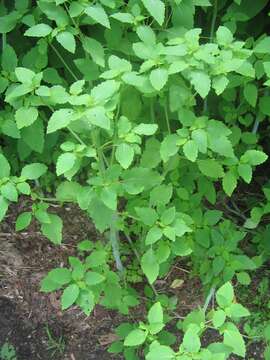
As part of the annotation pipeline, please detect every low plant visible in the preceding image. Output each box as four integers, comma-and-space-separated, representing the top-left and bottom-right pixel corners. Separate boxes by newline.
0, 343, 16, 360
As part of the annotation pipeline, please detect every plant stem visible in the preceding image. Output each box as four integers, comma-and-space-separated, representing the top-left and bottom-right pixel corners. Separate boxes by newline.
110, 213, 124, 273
210, 0, 218, 42
50, 43, 78, 81
203, 287, 215, 312
124, 230, 158, 296
164, 100, 171, 134
93, 129, 124, 273
2, 33, 6, 51
68, 126, 86, 146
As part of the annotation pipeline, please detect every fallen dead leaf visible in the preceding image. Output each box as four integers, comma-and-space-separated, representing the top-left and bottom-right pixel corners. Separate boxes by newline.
98, 333, 119, 346
170, 279, 184, 289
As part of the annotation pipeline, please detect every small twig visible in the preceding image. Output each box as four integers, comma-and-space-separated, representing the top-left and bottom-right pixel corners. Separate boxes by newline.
172, 311, 185, 320
174, 265, 190, 274
224, 203, 247, 221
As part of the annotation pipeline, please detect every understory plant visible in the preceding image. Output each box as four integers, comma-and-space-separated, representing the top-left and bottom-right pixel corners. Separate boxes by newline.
1, 0, 270, 358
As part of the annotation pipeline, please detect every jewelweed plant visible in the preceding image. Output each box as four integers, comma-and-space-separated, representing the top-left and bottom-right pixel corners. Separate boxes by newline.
1, 0, 270, 358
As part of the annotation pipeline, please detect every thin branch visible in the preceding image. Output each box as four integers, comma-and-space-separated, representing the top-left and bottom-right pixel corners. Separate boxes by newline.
50, 43, 78, 81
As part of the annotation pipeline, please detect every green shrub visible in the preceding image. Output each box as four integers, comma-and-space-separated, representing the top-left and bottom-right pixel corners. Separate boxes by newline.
1, 0, 270, 358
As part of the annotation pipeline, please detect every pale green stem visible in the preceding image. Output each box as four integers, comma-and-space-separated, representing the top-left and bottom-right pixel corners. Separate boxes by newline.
164, 101, 171, 134
50, 43, 78, 81
203, 287, 215, 312
68, 126, 86, 146
2, 33, 6, 51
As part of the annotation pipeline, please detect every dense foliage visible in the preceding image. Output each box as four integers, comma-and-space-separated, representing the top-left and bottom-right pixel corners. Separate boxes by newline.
1, 0, 270, 358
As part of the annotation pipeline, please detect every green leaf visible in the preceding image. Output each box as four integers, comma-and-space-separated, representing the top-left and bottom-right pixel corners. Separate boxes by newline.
111, 12, 134, 24
150, 68, 168, 91
241, 150, 268, 166
115, 143, 134, 169
259, 96, 270, 116
25, 23, 52, 37
0, 154, 10, 179
222, 171, 237, 196
17, 183, 31, 195
212, 75, 229, 95
141, 249, 159, 284
21, 118, 44, 154
135, 207, 158, 226
15, 107, 38, 129
86, 106, 110, 130
141, 0, 165, 25
148, 302, 163, 325
183, 140, 198, 162
161, 207, 175, 226
61, 284, 80, 310
84, 271, 105, 286
243, 83, 257, 107
70, 80, 85, 95
56, 153, 76, 176
146, 342, 175, 360
191, 129, 207, 154
100, 187, 117, 210
82, 37, 105, 67
160, 134, 178, 162
212, 310, 226, 328
46, 268, 72, 286
91, 80, 119, 104
150, 184, 172, 206
1, 182, 18, 202
216, 26, 233, 46
86, 250, 107, 268
0, 196, 9, 221
133, 123, 158, 135
56, 31, 76, 53
183, 325, 201, 353
16, 212, 32, 231
254, 36, 270, 54
237, 272, 251, 285
15, 67, 36, 84
216, 282, 234, 308
77, 289, 95, 315
237, 164, 252, 183
47, 109, 75, 133
41, 214, 63, 245
0, 12, 19, 34
136, 26, 156, 45
223, 323, 246, 357
124, 329, 147, 347
198, 159, 224, 178
1, 45, 17, 73
85, 4, 110, 28
145, 226, 163, 245
227, 303, 250, 318
21, 163, 47, 180
190, 71, 211, 98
